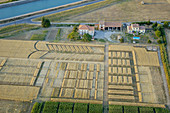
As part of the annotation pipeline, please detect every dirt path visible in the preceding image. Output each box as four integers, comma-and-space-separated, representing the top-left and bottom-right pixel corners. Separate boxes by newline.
103, 42, 109, 113
165, 29, 170, 62
158, 47, 170, 109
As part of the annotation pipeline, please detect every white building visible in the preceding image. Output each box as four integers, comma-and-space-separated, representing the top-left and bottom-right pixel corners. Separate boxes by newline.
78, 25, 95, 36
127, 24, 145, 34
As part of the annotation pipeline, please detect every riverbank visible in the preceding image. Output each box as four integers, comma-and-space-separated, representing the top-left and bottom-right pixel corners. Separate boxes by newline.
0, 0, 39, 8
0, 0, 96, 24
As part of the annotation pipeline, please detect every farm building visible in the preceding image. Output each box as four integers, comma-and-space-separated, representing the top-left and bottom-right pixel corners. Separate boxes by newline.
127, 24, 145, 34
78, 25, 95, 36
99, 21, 122, 31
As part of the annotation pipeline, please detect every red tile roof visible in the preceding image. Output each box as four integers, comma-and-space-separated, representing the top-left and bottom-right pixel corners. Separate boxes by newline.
99, 21, 122, 27
78, 25, 94, 31
132, 24, 139, 28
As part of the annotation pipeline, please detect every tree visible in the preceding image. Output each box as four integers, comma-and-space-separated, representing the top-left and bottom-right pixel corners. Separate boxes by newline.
119, 38, 124, 43
147, 39, 152, 43
41, 17, 51, 28
152, 22, 157, 30
147, 19, 151, 25
163, 21, 169, 28
82, 33, 92, 42
157, 39, 162, 44
155, 30, 161, 38
73, 25, 78, 32
157, 24, 163, 31
67, 31, 80, 40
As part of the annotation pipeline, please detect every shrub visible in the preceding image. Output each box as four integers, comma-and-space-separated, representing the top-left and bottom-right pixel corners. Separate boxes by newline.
74, 103, 88, 113
157, 39, 162, 44
119, 38, 124, 43
124, 106, 138, 113
42, 102, 59, 113
155, 107, 170, 113
109, 105, 122, 113
163, 21, 169, 28
82, 33, 92, 42
41, 17, 51, 28
155, 30, 161, 38
89, 104, 103, 113
98, 39, 106, 42
31, 102, 41, 113
140, 107, 154, 113
147, 39, 152, 43
67, 31, 80, 40
58, 102, 73, 113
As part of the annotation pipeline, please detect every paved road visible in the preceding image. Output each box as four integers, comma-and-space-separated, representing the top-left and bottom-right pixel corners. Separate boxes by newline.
103, 42, 109, 113
157, 47, 170, 109
0, 0, 104, 27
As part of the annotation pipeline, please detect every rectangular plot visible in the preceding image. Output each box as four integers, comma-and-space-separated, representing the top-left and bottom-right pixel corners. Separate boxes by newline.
65, 45, 71, 52
86, 46, 93, 52
113, 59, 117, 65
96, 64, 100, 72
69, 71, 77, 78
118, 67, 122, 74
63, 79, 76, 88
67, 63, 78, 70
51, 87, 60, 97
118, 76, 123, 84
109, 59, 112, 65
109, 85, 133, 90
109, 76, 112, 83
127, 68, 132, 74
118, 59, 121, 65
0, 59, 7, 67
97, 89, 103, 100
74, 46, 80, 52
123, 67, 127, 74
109, 52, 112, 57
113, 76, 117, 83
113, 67, 117, 73
122, 59, 126, 65
108, 90, 134, 95
126, 52, 129, 58
128, 77, 133, 84
60, 88, 74, 98
61, 45, 67, 51
87, 72, 94, 79
122, 52, 125, 58
82, 90, 90, 99
123, 76, 128, 84
126, 60, 130, 66
113, 52, 116, 57
81, 63, 87, 71
89, 64, 94, 71
70, 46, 76, 52
78, 80, 89, 89
117, 52, 121, 58
108, 95, 135, 100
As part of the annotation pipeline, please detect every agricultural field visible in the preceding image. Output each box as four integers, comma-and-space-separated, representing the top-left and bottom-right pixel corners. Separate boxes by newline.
0, 39, 168, 112
108, 45, 166, 106
165, 29, 170, 62
63, 0, 170, 22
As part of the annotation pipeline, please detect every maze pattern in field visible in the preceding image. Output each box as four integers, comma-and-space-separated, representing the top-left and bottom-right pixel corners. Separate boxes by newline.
46, 44, 104, 54
40, 61, 104, 101
108, 50, 139, 103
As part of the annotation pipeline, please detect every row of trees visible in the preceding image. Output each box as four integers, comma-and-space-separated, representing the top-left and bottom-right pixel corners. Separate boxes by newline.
67, 26, 92, 42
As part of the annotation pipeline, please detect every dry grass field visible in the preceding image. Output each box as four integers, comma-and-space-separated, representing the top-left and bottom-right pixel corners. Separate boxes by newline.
0, 40, 166, 109
0, 85, 40, 101
66, 0, 170, 22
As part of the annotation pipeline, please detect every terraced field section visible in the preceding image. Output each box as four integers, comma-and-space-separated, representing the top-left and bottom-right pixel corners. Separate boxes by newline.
108, 45, 166, 107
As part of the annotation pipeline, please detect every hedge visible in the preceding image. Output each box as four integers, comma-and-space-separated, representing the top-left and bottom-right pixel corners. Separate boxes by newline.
89, 104, 103, 113
73, 103, 88, 113
42, 101, 59, 113
31, 102, 42, 113
30, 34, 46, 40
109, 105, 122, 113
58, 102, 73, 113
124, 106, 138, 113
155, 108, 170, 113
140, 107, 153, 113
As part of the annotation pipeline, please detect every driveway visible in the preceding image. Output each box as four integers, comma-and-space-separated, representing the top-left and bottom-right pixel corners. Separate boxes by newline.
94, 30, 122, 43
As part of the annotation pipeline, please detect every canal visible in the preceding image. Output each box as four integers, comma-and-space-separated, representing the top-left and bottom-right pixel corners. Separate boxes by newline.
0, 0, 81, 20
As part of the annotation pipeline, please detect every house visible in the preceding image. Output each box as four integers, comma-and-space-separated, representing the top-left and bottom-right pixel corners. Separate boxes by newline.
127, 24, 145, 33
99, 21, 122, 31
78, 25, 95, 36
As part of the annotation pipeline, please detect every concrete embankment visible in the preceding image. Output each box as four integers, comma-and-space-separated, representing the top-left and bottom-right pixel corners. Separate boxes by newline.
0, 0, 94, 24
0, 0, 39, 9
